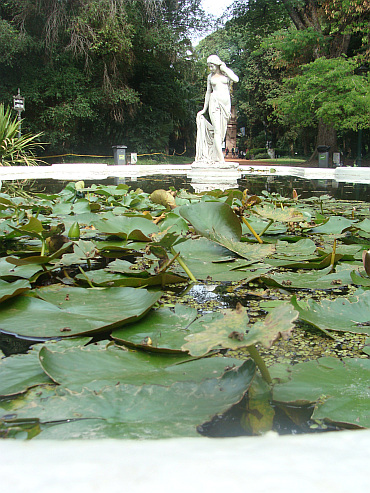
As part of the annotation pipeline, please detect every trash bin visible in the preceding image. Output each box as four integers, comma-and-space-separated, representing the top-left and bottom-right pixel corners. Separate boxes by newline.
317, 145, 330, 168
112, 145, 127, 165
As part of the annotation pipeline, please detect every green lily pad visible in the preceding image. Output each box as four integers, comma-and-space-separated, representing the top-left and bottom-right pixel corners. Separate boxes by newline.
55, 240, 99, 266
273, 357, 370, 428
274, 238, 317, 257
52, 199, 92, 216
179, 201, 242, 241
182, 303, 298, 356
214, 236, 275, 261
310, 216, 355, 234
0, 286, 161, 339
75, 269, 186, 287
158, 212, 189, 234
172, 237, 268, 281
350, 270, 370, 287
253, 204, 304, 223
0, 350, 52, 397
356, 218, 370, 233
39, 343, 244, 391
93, 214, 159, 240
291, 290, 370, 336
2, 360, 256, 439
0, 279, 31, 303
261, 266, 350, 290
112, 304, 198, 352
242, 216, 287, 236
0, 257, 44, 281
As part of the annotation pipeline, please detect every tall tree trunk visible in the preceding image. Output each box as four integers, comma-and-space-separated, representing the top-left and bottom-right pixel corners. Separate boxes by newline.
282, 0, 349, 163
308, 119, 338, 163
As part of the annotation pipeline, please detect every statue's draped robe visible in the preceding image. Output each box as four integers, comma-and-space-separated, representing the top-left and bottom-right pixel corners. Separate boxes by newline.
195, 93, 230, 164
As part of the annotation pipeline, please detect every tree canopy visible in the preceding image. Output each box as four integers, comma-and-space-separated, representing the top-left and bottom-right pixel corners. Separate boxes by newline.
1, 0, 369, 163
0, 0, 207, 155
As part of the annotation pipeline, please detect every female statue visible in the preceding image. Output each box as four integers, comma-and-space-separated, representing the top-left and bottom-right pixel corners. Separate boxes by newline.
195, 55, 239, 165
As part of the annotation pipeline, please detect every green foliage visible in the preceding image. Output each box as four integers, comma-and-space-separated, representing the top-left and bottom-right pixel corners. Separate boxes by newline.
0, 104, 44, 166
273, 56, 370, 131
0, 181, 369, 437
0, 0, 205, 155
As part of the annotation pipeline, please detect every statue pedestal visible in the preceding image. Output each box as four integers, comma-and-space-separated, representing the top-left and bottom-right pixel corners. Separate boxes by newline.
191, 160, 239, 169
188, 161, 241, 192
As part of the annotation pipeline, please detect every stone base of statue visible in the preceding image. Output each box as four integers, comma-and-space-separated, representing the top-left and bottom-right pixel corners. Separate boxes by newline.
191, 160, 239, 169
188, 160, 241, 191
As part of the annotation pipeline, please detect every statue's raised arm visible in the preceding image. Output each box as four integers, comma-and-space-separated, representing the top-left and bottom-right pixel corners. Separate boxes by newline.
194, 55, 239, 166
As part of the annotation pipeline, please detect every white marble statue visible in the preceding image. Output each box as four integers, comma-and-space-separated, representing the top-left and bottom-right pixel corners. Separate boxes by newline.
195, 55, 239, 166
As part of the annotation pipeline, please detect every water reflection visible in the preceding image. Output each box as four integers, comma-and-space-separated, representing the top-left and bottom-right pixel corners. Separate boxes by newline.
6, 174, 370, 202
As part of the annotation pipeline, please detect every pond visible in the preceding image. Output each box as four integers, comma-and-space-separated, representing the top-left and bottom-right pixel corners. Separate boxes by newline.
7, 172, 370, 202
0, 173, 369, 439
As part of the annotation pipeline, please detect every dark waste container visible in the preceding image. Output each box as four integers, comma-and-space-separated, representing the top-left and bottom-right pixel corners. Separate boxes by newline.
317, 145, 330, 168
112, 145, 127, 165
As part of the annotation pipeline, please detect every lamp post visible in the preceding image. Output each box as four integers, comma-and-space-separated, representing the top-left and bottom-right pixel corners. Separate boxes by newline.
13, 88, 25, 139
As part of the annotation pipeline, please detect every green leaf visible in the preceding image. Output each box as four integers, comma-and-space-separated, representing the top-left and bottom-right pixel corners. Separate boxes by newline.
311, 216, 355, 234
291, 290, 370, 336
75, 269, 186, 287
182, 303, 298, 356
182, 304, 250, 356
0, 287, 162, 338
93, 214, 159, 240
0, 350, 52, 397
261, 266, 353, 290
273, 357, 370, 428
254, 204, 304, 223
214, 236, 275, 261
2, 360, 256, 439
112, 304, 198, 352
179, 201, 242, 241
39, 343, 244, 391
0, 279, 31, 303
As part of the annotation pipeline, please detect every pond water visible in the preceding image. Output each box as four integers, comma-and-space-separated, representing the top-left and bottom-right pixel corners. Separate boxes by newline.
1, 170, 369, 439
10, 173, 370, 202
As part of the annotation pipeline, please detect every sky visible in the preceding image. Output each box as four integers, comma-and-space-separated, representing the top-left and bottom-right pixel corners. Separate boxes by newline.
201, 0, 234, 17
192, 0, 234, 45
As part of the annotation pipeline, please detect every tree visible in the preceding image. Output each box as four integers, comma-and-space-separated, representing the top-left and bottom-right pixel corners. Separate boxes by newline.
268, 0, 370, 157
272, 56, 370, 131
0, 0, 206, 155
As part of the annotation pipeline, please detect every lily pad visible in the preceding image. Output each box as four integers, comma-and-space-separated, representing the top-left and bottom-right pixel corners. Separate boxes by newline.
39, 343, 244, 391
214, 236, 275, 261
2, 360, 256, 439
260, 266, 351, 290
273, 357, 370, 428
179, 201, 242, 241
182, 303, 298, 356
0, 279, 31, 303
253, 204, 304, 223
0, 350, 52, 397
172, 237, 268, 281
0, 286, 161, 339
291, 290, 370, 336
310, 216, 355, 234
93, 214, 159, 240
75, 269, 186, 287
112, 304, 198, 352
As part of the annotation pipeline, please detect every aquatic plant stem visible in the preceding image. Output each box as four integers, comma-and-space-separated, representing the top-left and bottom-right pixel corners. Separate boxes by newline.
260, 219, 274, 236
241, 217, 263, 244
41, 239, 46, 257
78, 266, 95, 288
170, 247, 197, 282
330, 239, 337, 270
246, 344, 272, 385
